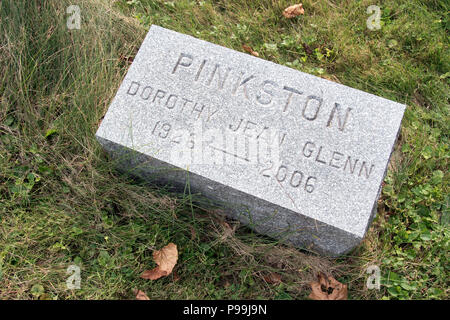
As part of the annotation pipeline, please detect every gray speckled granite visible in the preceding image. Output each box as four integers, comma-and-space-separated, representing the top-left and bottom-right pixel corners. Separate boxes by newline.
95, 25, 406, 256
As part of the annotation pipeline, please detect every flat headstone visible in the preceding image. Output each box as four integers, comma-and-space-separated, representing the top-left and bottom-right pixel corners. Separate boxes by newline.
96, 25, 406, 256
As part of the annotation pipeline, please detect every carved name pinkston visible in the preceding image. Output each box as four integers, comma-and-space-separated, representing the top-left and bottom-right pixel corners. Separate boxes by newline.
171, 52, 353, 133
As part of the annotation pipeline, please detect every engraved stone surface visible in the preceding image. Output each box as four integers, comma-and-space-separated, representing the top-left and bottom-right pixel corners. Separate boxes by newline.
96, 25, 406, 256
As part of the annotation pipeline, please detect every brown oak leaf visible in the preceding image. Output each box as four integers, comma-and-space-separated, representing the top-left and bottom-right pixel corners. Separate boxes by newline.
263, 273, 282, 284
141, 243, 178, 280
173, 270, 180, 282
242, 44, 259, 57
190, 226, 197, 240
135, 290, 150, 300
309, 272, 348, 300
302, 43, 313, 55
119, 54, 134, 64
283, 3, 305, 18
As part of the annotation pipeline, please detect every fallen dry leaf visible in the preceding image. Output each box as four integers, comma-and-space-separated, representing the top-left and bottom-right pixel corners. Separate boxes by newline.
135, 290, 150, 300
242, 44, 259, 57
219, 221, 236, 241
283, 3, 305, 18
302, 43, 313, 55
173, 270, 180, 282
263, 272, 282, 284
141, 243, 178, 280
119, 54, 134, 64
309, 272, 348, 300
189, 226, 197, 240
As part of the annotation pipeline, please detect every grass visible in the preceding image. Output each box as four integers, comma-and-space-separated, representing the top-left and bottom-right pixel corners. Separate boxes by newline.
0, 0, 448, 299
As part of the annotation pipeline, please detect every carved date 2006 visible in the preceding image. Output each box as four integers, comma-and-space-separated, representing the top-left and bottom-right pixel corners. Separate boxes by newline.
260, 162, 317, 193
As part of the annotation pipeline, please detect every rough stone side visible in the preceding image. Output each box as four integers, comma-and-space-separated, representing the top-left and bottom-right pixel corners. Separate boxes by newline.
97, 136, 363, 256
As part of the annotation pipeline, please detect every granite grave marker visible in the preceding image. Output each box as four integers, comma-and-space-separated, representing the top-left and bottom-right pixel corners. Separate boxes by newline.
96, 25, 406, 256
